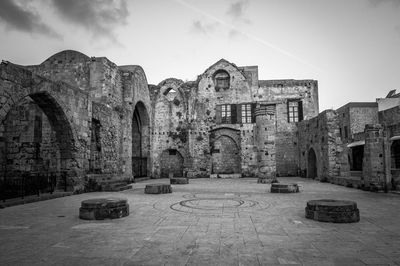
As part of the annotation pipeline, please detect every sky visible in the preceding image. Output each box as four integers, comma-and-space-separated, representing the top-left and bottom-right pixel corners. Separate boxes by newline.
0, 0, 399, 111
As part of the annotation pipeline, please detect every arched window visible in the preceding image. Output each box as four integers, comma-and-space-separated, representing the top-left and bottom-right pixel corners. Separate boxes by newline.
213, 70, 230, 91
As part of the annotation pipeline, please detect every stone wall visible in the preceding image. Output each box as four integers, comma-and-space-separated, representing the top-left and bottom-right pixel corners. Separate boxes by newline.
257, 80, 319, 176
363, 124, 386, 189
1, 98, 60, 177
337, 103, 378, 143
298, 110, 343, 181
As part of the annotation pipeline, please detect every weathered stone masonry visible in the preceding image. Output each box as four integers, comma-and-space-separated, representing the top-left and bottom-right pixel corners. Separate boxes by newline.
150, 59, 319, 179
1, 51, 323, 192
0, 50, 151, 191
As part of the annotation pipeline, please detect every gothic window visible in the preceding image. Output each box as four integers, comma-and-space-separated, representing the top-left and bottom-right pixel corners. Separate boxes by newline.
241, 104, 252, 123
287, 100, 303, 122
221, 104, 231, 123
214, 70, 230, 91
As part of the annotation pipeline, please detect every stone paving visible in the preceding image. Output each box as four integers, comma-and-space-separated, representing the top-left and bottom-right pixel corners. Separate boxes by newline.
1, 177, 400, 266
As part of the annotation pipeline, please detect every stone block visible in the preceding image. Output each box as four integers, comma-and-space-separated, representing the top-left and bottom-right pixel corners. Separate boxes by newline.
170, 177, 189, 184
79, 197, 129, 220
305, 199, 360, 223
270, 183, 299, 193
145, 184, 172, 194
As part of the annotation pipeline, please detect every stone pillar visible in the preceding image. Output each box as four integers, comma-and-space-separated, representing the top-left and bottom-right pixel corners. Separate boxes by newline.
363, 124, 385, 191
255, 104, 277, 183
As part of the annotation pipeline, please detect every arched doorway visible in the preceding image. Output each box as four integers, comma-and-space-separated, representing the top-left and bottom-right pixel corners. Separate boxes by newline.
132, 101, 150, 178
307, 148, 317, 179
0, 92, 75, 197
391, 140, 400, 169
211, 135, 241, 174
160, 149, 184, 178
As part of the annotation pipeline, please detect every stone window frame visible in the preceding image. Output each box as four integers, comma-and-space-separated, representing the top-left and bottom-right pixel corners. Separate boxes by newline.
241, 103, 252, 123
213, 70, 230, 91
287, 100, 303, 123
221, 104, 231, 123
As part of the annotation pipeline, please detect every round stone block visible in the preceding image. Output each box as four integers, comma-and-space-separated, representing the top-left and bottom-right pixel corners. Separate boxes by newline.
145, 184, 172, 194
305, 199, 360, 223
270, 183, 299, 193
79, 198, 129, 220
170, 178, 189, 185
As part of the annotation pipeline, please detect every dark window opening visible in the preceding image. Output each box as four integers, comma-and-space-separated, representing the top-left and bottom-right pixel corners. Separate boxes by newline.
169, 149, 177, 156
391, 140, 400, 169
350, 145, 364, 171
214, 70, 230, 91
344, 126, 348, 139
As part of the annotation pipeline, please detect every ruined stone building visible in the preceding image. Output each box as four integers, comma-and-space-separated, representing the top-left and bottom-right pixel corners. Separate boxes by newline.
0, 50, 399, 194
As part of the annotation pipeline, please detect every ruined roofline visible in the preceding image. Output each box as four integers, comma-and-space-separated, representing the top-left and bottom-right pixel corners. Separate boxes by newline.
0, 61, 89, 97
40, 50, 90, 65
258, 79, 317, 87
336, 102, 378, 112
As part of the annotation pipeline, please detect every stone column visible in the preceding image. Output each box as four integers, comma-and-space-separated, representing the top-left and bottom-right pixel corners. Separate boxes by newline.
363, 124, 385, 191
255, 104, 277, 183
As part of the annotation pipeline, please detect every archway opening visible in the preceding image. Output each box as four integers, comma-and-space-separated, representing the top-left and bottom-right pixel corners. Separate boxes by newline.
132, 101, 149, 178
160, 149, 184, 178
0, 92, 75, 198
307, 148, 317, 179
211, 135, 240, 174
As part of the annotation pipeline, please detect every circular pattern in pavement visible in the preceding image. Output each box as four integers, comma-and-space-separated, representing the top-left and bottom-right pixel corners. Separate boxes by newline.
168, 193, 265, 215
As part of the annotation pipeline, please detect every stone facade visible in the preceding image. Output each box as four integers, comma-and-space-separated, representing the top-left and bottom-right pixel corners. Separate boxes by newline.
3, 50, 398, 193
149, 59, 319, 179
0, 50, 151, 191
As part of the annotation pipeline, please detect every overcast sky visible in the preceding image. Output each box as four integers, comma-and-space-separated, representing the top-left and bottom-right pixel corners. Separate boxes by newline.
0, 0, 399, 111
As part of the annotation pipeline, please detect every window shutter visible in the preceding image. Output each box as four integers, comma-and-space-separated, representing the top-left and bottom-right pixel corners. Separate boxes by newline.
231, 104, 237, 124
287, 101, 290, 122
251, 103, 257, 123
298, 100, 303, 121
215, 105, 222, 124
237, 104, 242, 124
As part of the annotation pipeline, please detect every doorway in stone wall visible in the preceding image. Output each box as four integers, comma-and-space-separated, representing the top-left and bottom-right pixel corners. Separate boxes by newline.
132, 101, 150, 178
211, 135, 241, 175
160, 149, 184, 178
307, 148, 317, 179
0, 93, 75, 198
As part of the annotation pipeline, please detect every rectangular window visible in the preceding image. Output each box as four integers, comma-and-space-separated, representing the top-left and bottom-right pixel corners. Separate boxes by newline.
221, 104, 231, 123
287, 100, 303, 122
241, 104, 252, 123
288, 101, 299, 122
344, 126, 348, 139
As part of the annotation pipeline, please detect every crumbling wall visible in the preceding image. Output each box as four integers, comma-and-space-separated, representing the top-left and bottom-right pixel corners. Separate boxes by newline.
188, 59, 254, 178
257, 80, 319, 176
26, 50, 91, 91
298, 110, 342, 181
1, 98, 60, 177
151, 78, 188, 178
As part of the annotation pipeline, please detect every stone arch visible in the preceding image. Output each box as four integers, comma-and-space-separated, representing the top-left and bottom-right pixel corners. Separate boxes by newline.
307, 147, 317, 179
132, 101, 150, 178
213, 69, 230, 91
0, 91, 77, 189
159, 149, 184, 178
211, 134, 241, 174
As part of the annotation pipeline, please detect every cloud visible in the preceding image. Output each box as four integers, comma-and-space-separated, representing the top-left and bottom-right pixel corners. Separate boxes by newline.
191, 20, 219, 34
226, 0, 251, 24
50, 0, 129, 41
0, 0, 60, 38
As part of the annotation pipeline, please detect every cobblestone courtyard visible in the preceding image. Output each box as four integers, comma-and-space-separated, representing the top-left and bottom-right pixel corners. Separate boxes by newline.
1, 177, 400, 266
